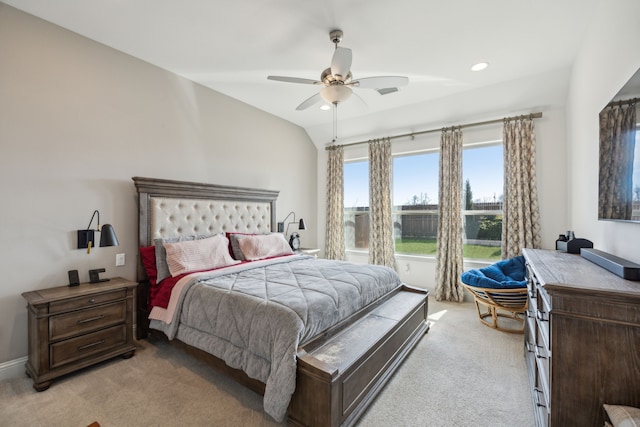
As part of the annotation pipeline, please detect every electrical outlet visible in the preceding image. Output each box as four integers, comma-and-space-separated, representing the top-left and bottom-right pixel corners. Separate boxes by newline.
116, 253, 125, 267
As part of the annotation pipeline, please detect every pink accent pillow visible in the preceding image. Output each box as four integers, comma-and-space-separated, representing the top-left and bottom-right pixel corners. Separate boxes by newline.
163, 234, 240, 277
237, 233, 293, 261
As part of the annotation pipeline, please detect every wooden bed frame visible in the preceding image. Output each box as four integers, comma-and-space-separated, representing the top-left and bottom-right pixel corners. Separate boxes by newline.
133, 176, 429, 427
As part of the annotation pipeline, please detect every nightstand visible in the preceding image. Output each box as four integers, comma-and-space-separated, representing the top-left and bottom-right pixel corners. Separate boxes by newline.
22, 277, 137, 391
296, 248, 320, 258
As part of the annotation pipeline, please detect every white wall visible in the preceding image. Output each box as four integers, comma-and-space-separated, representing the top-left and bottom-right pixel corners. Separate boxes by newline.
566, 0, 640, 263
0, 5, 317, 365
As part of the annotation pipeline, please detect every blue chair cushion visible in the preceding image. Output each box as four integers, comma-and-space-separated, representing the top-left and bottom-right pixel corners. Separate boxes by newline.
461, 256, 527, 289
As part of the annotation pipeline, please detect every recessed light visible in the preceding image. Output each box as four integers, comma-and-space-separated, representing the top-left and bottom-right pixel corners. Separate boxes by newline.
471, 62, 489, 71
320, 104, 331, 111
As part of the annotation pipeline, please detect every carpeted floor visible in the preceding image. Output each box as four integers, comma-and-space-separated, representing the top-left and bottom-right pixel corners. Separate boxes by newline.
0, 297, 533, 427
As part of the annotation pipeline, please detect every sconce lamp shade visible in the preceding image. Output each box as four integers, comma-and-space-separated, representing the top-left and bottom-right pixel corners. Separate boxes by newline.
99, 224, 119, 247
278, 211, 308, 236
77, 210, 119, 253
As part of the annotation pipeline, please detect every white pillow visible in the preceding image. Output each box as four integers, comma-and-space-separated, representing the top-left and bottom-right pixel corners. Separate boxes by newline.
237, 233, 293, 261
164, 234, 239, 277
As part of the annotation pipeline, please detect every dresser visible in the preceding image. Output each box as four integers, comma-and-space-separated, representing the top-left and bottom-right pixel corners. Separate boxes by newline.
22, 277, 137, 391
522, 249, 640, 427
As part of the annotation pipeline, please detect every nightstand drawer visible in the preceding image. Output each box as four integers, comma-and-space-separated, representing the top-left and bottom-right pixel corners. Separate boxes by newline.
49, 301, 126, 341
50, 324, 126, 369
49, 289, 126, 314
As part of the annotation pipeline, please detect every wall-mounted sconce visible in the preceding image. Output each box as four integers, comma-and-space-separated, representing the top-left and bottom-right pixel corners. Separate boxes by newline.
77, 210, 119, 254
277, 211, 307, 237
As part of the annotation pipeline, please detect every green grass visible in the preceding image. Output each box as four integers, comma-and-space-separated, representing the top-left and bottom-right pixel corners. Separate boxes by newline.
394, 238, 502, 261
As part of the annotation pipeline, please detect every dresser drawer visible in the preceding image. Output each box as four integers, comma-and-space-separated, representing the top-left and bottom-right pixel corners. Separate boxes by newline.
49, 301, 126, 341
49, 289, 126, 314
50, 324, 126, 369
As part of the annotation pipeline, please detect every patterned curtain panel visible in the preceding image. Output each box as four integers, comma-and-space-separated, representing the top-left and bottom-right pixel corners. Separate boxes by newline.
598, 102, 637, 220
435, 128, 464, 302
502, 117, 542, 259
368, 138, 396, 269
325, 146, 345, 260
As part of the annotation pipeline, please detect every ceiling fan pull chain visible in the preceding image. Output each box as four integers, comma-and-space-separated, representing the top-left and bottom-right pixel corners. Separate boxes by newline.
333, 103, 338, 143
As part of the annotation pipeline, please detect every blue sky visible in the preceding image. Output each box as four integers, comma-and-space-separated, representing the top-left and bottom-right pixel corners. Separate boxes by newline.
344, 145, 504, 208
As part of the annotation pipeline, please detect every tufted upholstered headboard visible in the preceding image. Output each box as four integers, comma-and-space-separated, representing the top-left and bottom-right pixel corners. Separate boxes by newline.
133, 177, 279, 338
133, 176, 279, 279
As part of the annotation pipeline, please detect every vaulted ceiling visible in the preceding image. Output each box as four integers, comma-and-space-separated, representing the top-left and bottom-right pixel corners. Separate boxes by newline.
2, 0, 601, 147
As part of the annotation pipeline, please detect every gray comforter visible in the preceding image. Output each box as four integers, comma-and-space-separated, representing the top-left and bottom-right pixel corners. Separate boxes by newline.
149, 255, 402, 422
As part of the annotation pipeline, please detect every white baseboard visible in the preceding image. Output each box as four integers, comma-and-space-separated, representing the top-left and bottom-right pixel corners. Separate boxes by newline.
0, 356, 28, 382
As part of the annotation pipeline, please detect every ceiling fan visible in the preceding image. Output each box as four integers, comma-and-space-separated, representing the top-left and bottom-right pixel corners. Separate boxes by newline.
267, 30, 409, 111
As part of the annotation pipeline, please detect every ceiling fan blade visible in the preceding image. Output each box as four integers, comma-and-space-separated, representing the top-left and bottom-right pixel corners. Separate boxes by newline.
268, 76, 322, 85
352, 76, 409, 89
331, 47, 352, 81
296, 93, 322, 111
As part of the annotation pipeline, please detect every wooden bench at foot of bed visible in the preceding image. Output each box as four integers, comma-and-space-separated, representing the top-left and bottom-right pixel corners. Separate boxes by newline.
289, 285, 429, 427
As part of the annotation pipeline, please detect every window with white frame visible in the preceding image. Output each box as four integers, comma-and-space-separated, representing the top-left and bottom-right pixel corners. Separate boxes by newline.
461, 143, 503, 260
392, 151, 439, 256
343, 141, 504, 261
344, 160, 369, 250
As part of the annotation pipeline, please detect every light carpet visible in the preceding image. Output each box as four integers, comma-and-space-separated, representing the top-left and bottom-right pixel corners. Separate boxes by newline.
0, 298, 533, 426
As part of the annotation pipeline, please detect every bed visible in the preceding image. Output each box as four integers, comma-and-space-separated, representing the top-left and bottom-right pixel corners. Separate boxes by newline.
133, 176, 429, 427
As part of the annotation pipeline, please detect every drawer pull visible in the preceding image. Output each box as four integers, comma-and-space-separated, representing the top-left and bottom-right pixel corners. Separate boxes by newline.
78, 340, 106, 351
77, 315, 105, 324
88, 298, 96, 304
534, 388, 547, 407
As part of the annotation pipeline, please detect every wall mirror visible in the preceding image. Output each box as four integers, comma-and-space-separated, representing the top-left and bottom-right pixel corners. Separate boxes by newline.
598, 67, 640, 222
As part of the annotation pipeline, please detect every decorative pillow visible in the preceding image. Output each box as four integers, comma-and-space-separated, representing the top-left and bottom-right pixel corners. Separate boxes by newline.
227, 232, 269, 260
603, 404, 640, 427
155, 236, 194, 283
155, 234, 214, 283
139, 245, 158, 286
163, 234, 240, 277
237, 233, 293, 261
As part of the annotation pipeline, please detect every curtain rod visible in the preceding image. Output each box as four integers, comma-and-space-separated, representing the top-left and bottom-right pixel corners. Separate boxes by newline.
606, 97, 638, 108
325, 111, 543, 150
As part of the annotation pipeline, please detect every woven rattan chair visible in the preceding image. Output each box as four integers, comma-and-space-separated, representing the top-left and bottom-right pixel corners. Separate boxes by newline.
461, 256, 528, 333
461, 284, 528, 333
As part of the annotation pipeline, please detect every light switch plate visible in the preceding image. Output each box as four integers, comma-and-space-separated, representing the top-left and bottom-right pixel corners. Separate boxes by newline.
116, 253, 125, 267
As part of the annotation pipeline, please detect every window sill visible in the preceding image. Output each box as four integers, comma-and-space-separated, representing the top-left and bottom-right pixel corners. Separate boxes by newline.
345, 249, 495, 265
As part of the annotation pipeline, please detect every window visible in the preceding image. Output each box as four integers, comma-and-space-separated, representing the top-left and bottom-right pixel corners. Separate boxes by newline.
633, 125, 640, 220
461, 144, 503, 260
392, 152, 439, 256
343, 142, 503, 261
344, 160, 369, 250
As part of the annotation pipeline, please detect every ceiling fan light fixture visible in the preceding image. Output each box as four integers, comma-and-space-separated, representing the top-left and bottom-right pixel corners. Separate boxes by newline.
320, 85, 352, 104
320, 104, 331, 111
